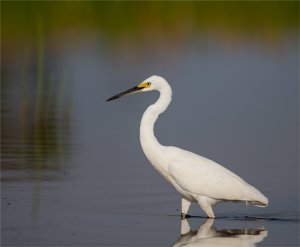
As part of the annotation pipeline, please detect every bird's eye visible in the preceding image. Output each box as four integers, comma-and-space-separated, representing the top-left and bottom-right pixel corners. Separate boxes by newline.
147, 82, 151, 86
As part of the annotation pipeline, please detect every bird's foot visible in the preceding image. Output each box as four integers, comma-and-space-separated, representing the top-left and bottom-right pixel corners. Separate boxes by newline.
181, 213, 191, 219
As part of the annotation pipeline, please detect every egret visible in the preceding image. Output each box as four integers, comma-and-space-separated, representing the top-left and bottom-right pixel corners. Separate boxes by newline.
106, 75, 268, 218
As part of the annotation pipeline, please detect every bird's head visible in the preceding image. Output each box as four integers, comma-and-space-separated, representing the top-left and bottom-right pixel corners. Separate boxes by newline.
106, 75, 167, 101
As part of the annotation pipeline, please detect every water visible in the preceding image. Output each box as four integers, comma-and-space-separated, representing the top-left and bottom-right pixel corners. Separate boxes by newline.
2, 2, 299, 246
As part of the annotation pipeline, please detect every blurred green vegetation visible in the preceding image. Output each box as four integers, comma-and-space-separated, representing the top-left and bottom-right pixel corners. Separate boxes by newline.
1, 10, 73, 171
2, 1, 299, 50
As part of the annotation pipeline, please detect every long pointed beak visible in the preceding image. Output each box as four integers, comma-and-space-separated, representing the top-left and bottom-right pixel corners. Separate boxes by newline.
106, 86, 143, 101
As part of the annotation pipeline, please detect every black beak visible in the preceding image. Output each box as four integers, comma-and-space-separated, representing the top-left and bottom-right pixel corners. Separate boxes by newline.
106, 86, 143, 101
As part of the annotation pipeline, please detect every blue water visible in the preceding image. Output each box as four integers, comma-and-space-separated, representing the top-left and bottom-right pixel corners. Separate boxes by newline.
2, 31, 299, 246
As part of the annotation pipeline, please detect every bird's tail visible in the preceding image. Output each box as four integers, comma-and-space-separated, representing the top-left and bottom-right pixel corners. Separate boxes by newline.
246, 186, 268, 207
248, 200, 268, 207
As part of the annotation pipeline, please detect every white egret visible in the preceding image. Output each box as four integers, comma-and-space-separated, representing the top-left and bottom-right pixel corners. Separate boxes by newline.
106, 75, 268, 218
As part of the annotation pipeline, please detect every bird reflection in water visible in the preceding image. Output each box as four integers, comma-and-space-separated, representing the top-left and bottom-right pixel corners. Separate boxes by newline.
172, 218, 267, 247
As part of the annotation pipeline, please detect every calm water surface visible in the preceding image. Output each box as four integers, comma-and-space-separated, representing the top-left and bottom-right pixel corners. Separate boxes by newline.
2, 3, 299, 246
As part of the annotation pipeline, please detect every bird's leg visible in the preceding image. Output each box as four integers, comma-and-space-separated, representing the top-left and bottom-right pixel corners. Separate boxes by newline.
196, 218, 215, 237
197, 197, 215, 218
180, 218, 191, 235
181, 197, 191, 219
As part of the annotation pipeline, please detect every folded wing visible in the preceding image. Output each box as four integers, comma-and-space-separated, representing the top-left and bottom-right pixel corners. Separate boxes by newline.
168, 154, 265, 203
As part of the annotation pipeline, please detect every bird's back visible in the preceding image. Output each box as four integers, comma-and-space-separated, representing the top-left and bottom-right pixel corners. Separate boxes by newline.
166, 146, 268, 206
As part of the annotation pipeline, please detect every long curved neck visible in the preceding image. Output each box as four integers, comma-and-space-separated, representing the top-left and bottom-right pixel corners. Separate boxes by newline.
140, 84, 172, 161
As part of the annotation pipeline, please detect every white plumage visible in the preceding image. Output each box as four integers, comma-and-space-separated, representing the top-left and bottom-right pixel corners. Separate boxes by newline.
107, 75, 268, 218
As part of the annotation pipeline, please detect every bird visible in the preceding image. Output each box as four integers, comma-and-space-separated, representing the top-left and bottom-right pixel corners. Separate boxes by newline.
106, 75, 268, 218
